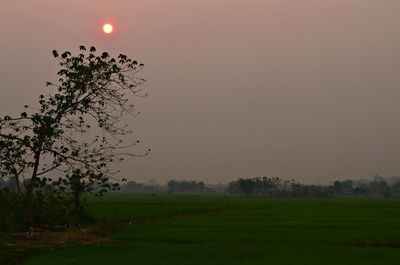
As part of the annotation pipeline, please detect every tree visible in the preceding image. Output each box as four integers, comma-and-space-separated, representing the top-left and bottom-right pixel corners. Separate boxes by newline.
167, 180, 207, 193
341, 180, 354, 193
391, 182, 400, 195
0, 46, 149, 225
238, 178, 254, 197
333, 181, 342, 194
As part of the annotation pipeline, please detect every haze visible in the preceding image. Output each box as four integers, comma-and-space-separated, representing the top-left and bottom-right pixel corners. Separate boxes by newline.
1, 0, 400, 184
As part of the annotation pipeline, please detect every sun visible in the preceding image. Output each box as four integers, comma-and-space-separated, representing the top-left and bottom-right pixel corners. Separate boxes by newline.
103, 23, 113, 34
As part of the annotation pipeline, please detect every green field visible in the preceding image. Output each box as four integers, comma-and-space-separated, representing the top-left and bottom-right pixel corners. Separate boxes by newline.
16, 195, 400, 264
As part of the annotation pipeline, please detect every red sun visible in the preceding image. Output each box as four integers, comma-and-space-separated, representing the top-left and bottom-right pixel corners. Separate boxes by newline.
103, 23, 113, 34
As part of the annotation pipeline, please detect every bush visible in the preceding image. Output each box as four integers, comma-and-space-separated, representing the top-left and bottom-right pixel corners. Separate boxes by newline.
0, 189, 24, 235
0, 189, 94, 236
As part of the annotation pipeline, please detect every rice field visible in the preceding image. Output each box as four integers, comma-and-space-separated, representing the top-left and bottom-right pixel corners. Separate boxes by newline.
16, 194, 400, 265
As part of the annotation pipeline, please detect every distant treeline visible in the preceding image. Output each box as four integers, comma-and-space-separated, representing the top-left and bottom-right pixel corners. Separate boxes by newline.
120, 180, 223, 194
228, 175, 400, 197
23, 174, 397, 197
228, 177, 334, 197
167, 180, 207, 193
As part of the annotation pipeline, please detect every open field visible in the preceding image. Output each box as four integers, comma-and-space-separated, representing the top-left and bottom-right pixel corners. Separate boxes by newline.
6, 194, 400, 265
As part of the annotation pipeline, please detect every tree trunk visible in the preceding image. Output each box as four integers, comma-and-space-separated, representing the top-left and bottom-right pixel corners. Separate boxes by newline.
24, 139, 44, 227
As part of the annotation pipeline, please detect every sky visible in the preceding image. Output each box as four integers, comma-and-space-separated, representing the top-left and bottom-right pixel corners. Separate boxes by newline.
1, 0, 400, 184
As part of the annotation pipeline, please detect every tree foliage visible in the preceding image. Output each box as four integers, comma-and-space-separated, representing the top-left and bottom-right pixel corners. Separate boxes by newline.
0, 46, 149, 224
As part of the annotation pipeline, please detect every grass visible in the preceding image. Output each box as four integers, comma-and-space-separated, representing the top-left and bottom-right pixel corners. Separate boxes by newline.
6, 194, 400, 264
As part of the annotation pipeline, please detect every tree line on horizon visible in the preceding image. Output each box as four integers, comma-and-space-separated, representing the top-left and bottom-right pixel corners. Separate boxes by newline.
4, 175, 397, 197
227, 175, 399, 197
100, 175, 400, 197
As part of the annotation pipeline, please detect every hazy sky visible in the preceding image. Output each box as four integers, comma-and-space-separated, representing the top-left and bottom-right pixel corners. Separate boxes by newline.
1, 0, 400, 184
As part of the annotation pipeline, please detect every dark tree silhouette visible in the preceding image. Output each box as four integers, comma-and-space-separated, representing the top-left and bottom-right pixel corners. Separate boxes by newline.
0, 46, 149, 225
238, 178, 255, 197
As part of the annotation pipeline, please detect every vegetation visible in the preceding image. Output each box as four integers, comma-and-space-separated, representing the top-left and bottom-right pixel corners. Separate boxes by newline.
167, 180, 207, 193
3, 194, 399, 265
228, 175, 400, 197
118, 175, 400, 198
0, 46, 147, 230
1, 46, 399, 265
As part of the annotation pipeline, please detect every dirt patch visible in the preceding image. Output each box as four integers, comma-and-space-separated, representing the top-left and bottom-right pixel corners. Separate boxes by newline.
6, 227, 113, 246
1, 226, 117, 265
